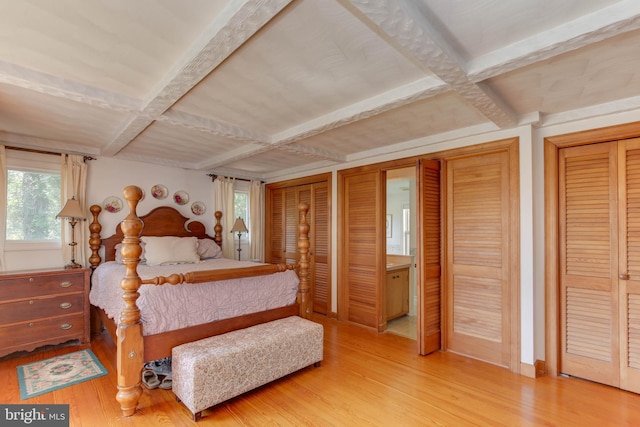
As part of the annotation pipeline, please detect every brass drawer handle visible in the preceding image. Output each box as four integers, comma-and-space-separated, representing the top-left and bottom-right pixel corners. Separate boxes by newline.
59, 281, 72, 288
29, 322, 34, 327
29, 278, 34, 282
59, 302, 72, 309
60, 323, 73, 330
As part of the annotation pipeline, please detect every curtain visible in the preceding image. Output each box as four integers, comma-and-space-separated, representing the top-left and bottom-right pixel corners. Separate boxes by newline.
0, 146, 6, 271
60, 154, 88, 267
249, 180, 264, 261
212, 176, 236, 259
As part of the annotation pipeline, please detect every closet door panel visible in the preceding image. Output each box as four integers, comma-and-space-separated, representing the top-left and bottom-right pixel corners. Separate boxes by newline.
620, 138, 640, 392
559, 142, 619, 387
340, 171, 381, 328
419, 159, 441, 355
445, 151, 511, 367
312, 183, 330, 315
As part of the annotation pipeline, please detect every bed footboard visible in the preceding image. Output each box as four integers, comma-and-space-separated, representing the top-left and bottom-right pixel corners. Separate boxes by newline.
110, 185, 311, 417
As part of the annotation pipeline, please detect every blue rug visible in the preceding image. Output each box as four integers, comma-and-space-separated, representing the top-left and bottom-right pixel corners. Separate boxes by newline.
17, 350, 108, 399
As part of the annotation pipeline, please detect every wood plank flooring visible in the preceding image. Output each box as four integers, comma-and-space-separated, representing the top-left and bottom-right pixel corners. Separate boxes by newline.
2, 314, 640, 426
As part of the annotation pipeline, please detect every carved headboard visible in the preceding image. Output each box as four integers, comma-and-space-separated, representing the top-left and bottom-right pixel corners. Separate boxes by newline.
89, 205, 223, 268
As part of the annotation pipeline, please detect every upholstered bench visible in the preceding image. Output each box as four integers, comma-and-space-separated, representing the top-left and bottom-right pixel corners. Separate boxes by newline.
172, 316, 324, 421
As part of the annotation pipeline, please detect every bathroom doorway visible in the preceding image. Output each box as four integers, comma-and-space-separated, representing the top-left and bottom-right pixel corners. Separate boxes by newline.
385, 166, 417, 339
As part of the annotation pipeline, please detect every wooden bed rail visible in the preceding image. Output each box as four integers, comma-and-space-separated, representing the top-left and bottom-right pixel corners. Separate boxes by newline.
102, 185, 310, 416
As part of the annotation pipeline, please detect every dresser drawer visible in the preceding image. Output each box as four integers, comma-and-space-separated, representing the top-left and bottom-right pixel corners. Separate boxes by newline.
0, 272, 84, 300
0, 293, 84, 325
0, 313, 85, 349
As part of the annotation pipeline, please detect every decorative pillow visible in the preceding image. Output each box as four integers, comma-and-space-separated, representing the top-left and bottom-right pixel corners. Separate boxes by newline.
115, 241, 146, 264
197, 238, 223, 259
141, 236, 200, 266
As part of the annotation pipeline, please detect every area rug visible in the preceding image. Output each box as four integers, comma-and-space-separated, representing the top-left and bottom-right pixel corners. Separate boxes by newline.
17, 350, 108, 399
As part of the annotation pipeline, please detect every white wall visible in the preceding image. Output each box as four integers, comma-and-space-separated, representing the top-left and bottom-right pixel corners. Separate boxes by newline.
5, 156, 215, 271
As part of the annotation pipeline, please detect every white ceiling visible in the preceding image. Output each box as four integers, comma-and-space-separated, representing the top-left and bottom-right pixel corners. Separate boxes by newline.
1, 0, 640, 180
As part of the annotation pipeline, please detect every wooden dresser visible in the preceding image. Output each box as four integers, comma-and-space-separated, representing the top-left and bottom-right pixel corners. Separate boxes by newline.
0, 268, 90, 357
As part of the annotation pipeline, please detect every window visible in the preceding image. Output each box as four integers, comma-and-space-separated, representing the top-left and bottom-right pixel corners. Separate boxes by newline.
5, 150, 61, 247
234, 190, 249, 238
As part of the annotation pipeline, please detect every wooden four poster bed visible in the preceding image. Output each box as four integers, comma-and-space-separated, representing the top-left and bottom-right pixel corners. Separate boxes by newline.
88, 185, 311, 416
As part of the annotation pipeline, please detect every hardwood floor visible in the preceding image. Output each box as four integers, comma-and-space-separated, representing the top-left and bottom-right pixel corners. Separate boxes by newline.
2, 314, 640, 426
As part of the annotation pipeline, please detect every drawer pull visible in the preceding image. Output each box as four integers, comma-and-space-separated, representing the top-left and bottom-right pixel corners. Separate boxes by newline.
60, 323, 73, 330
60, 281, 72, 288
29, 300, 34, 305
29, 322, 34, 327
59, 302, 72, 309
29, 277, 34, 282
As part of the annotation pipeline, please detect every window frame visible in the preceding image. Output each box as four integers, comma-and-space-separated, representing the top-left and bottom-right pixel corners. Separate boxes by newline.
4, 150, 62, 251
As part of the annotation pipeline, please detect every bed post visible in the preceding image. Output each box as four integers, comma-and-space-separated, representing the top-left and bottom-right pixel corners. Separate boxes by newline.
213, 211, 223, 248
88, 204, 102, 270
116, 185, 145, 416
297, 202, 311, 319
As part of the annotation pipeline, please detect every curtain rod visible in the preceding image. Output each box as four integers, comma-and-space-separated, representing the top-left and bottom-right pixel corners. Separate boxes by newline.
7, 146, 96, 162
207, 173, 264, 183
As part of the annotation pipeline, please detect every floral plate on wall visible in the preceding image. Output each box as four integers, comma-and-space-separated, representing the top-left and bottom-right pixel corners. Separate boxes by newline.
103, 196, 123, 213
173, 190, 189, 205
151, 184, 168, 200
191, 201, 205, 216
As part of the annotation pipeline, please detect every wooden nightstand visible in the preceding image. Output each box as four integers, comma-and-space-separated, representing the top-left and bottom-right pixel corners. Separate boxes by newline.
0, 267, 90, 357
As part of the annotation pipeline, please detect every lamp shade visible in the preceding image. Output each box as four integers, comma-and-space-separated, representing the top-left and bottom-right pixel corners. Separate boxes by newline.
230, 217, 248, 233
57, 197, 86, 220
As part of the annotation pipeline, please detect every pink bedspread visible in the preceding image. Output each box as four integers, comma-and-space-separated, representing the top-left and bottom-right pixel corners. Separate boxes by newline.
89, 258, 299, 335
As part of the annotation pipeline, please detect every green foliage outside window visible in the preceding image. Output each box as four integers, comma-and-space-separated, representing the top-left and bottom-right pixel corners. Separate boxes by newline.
234, 191, 248, 228
6, 169, 61, 240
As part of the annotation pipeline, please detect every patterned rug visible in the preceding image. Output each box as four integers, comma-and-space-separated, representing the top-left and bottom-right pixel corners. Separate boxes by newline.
17, 350, 108, 399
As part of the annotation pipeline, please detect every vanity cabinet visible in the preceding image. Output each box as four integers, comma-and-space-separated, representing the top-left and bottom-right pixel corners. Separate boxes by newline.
385, 266, 409, 321
0, 268, 90, 357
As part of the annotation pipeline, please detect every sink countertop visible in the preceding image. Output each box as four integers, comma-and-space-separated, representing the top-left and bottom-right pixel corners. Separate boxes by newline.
386, 263, 411, 271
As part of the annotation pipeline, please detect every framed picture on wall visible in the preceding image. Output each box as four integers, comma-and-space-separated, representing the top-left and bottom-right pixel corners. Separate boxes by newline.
386, 214, 392, 238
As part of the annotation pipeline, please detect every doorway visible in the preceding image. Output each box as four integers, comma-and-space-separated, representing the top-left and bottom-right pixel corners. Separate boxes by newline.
385, 167, 417, 339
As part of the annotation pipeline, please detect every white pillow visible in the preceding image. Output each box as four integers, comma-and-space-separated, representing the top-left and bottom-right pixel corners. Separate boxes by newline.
140, 236, 200, 266
197, 239, 223, 259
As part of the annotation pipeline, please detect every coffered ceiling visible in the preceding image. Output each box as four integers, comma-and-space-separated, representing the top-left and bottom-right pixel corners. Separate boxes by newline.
1, 0, 639, 179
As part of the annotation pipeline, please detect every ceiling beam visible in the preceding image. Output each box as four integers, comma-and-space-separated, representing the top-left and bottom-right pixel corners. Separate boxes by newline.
345, 0, 518, 129
0, 60, 140, 113
101, 0, 294, 157
468, 0, 640, 81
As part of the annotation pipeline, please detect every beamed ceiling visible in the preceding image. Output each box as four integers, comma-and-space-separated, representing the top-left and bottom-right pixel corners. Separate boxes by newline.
1, 0, 640, 179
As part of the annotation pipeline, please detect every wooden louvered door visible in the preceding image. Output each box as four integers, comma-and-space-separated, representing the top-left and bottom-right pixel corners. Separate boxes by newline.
445, 151, 512, 367
561, 138, 640, 391
418, 159, 441, 355
339, 170, 381, 329
311, 183, 330, 315
620, 138, 640, 393
559, 142, 619, 386
265, 179, 331, 315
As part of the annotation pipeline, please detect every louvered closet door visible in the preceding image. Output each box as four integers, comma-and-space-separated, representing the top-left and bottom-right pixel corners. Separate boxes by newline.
559, 142, 619, 386
619, 138, 640, 393
340, 171, 381, 328
445, 151, 511, 367
419, 159, 441, 355
312, 183, 330, 315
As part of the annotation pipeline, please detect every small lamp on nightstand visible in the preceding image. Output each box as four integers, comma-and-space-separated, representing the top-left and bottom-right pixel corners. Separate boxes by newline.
230, 217, 249, 261
57, 196, 86, 269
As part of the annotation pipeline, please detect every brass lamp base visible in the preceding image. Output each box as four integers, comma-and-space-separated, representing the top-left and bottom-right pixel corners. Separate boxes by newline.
64, 261, 83, 269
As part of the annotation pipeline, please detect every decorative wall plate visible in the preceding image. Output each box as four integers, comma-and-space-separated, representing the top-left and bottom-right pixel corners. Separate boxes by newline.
151, 184, 168, 200
103, 196, 123, 213
191, 201, 206, 216
173, 190, 189, 205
